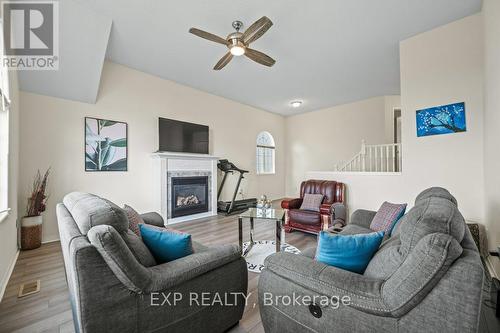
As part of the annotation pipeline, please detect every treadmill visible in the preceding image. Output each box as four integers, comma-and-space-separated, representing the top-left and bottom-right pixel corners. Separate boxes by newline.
217, 159, 257, 215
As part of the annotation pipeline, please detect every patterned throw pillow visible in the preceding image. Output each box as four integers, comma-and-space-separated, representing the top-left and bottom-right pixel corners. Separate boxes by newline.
299, 193, 324, 212
123, 204, 145, 237
370, 202, 407, 234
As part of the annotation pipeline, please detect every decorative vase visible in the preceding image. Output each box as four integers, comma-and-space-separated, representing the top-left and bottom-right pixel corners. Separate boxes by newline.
21, 216, 43, 250
257, 195, 269, 209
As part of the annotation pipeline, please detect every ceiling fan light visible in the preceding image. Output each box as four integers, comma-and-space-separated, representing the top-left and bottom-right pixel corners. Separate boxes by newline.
230, 45, 245, 56
291, 101, 303, 108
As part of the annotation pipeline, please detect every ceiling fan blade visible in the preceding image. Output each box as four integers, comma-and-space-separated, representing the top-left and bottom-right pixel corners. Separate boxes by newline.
245, 48, 275, 67
213, 52, 233, 70
242, 16, 273, 45
189, 28, 228, 45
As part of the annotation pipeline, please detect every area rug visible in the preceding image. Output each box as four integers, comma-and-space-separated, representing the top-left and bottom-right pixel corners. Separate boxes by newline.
242, 240, 301, 273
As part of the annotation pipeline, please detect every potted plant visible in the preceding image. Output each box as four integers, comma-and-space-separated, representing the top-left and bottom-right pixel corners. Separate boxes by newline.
21, 168, 50, 250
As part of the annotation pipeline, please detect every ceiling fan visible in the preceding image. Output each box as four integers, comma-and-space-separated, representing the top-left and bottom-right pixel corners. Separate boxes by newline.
189, 16, 276, 70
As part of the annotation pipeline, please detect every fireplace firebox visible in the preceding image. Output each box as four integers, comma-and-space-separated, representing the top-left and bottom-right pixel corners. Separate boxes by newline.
171, 176, 209, 218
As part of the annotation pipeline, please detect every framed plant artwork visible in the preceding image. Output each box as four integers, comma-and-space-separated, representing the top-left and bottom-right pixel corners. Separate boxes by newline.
416, 102, 466, 137
85, 117, 128, 171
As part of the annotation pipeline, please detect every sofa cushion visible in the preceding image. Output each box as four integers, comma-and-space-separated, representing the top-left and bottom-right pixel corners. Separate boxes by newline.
399, 194, 465, 257
139, 224, 193, 263
123, 204, 144, 237
316, 231, 384, 273
299, 193, 324, 212
370, 201, 407, 233
363, 235, 403, 279
390, 215, 405, 236
415, 187, 457, 206
340, 224, 373, 235
121, 229, 156, 267
365, 187, 465, 279
88, 225, 151, 293
288, 209, 321, 225
63, 192, 128, 235
382, 233, 463, 317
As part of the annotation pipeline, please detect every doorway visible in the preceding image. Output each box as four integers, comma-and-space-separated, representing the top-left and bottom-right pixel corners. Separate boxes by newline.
393, 109, 401, 171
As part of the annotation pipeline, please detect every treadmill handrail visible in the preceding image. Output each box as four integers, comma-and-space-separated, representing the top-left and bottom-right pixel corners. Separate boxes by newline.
217, 160, 249, 174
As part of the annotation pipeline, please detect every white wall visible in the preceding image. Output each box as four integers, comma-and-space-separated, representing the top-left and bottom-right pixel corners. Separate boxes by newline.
400, 14, 484, 222
285, 96, 395, 196
309, 14, 485, 238
483, 0, 500, 249
19, 61, 286, 242
0, 71, 20, 300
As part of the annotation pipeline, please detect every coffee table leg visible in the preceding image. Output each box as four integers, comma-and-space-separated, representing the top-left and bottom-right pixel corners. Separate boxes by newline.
238, 217, 243, 255
281, 217, 286, 250
250, 217, 255, 244
276, 219, 281, 252
243, 217, 255, 257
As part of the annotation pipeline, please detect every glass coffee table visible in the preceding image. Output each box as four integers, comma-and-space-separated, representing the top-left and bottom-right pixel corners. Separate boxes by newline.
238, 208, 285, 257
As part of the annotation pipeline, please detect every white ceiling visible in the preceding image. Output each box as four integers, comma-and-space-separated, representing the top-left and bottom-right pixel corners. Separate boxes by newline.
18, 1, 111, 103
19, 0, 482, 115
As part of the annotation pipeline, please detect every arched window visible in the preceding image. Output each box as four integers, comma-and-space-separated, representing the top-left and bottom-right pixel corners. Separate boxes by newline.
256, 132, 275, 174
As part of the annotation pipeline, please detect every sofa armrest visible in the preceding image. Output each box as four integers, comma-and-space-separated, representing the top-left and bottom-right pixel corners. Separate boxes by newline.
140, 212, 165, 227
319, 202, 346, 217
332, 202, 347, 227
350, 209, 377, 229
147, 244, 242, 292
88, 225, 152, 294
263, 252, 389, 315
89, 225, 243, 294
281, 198, 303, 210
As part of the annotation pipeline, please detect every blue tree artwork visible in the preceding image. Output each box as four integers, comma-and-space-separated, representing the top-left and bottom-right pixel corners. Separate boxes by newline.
416, 102, 466, 137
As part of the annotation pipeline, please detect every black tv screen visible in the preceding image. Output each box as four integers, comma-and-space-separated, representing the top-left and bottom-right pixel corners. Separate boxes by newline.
158, 118, 209, 154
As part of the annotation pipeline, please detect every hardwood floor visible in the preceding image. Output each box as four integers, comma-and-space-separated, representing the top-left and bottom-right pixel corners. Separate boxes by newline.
0, 212, 317, 333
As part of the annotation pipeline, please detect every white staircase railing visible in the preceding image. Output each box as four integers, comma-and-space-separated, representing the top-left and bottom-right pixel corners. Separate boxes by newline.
335, 140, 402, 172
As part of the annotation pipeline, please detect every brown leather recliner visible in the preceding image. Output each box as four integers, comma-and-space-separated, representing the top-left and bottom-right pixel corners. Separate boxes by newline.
281, 180, 346, 234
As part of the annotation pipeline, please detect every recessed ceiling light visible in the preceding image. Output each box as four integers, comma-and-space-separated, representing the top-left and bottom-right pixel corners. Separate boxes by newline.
290, 101, 302, 108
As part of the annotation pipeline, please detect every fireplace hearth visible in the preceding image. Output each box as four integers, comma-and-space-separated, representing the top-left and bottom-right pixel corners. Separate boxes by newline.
171, 176, 209, 218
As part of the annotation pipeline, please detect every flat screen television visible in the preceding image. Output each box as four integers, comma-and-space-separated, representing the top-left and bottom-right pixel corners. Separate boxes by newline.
158, 118, 209, 154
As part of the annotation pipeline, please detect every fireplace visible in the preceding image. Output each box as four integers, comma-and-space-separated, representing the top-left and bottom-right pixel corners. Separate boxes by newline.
171, 176, 209, 218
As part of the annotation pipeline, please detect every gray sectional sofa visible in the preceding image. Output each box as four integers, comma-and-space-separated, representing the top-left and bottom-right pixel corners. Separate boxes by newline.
56, 192, 247, 333
258, 187, 484, 332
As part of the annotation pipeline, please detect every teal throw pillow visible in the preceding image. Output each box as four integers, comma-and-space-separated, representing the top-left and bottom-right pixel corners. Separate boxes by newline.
139, 224, 193, 263
315, 231, 384, 273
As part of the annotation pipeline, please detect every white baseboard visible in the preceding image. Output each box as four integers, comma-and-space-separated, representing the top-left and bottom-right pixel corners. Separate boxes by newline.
42, 237, 60, 244
0, 249, 20, 302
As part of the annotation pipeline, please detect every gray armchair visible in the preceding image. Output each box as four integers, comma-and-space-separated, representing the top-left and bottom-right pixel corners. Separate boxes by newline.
258, 187, 483, 332
57, 192, 247, 333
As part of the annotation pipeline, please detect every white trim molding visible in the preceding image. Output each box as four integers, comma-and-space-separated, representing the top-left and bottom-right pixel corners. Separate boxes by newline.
0, 249, 19, 302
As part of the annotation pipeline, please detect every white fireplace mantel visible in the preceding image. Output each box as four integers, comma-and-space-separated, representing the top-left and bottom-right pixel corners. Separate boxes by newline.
152, 151, 219, 161
152, 152, 219, 225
